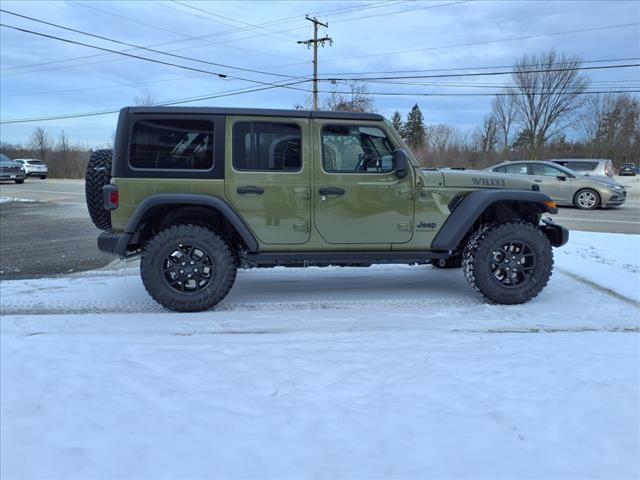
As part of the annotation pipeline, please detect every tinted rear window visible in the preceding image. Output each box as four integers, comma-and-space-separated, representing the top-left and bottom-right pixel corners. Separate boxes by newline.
130, 119, 214, 170
563, 161, 598, 171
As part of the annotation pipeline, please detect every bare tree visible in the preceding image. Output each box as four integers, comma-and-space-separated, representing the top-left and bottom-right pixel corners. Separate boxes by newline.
509, 50, 590, 158
492, 93, 518, 159
474, 114, 499, 153
323, 81, 375, 112
134, 94, 156, 106
57, 130, 70, 162
30, 127, 53, 161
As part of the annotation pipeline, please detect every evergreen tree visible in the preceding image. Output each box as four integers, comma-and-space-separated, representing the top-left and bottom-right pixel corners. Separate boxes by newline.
391, 110, 404, 137
404, 104, 425, 148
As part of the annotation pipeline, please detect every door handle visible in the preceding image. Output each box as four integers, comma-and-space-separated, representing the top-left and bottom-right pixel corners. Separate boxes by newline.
534, 179, 543, 182
237, 186, 264, 195
318, 187, 345, 196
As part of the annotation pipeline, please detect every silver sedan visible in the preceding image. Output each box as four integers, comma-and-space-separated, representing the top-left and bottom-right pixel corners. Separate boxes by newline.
486, 160, 626, 209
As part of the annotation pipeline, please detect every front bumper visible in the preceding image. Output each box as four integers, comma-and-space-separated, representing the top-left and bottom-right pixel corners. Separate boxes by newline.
541, 218, 569, 247
602, 189, 627, 207
97, 231, 132, 258
0, 172, 26, 180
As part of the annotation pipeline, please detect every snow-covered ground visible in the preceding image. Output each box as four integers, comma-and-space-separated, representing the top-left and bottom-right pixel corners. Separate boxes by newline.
1, 231, 639, 479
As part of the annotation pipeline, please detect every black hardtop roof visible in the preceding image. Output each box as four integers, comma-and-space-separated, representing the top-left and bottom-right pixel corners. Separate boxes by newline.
122, 106, 384, 121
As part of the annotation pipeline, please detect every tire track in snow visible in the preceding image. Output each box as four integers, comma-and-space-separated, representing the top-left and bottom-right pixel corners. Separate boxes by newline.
557, 268, 640, 307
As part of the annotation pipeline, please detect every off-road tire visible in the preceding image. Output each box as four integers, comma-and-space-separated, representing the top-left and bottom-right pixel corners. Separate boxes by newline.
141, 224, 237, 312
574, 188, 600, 210
15, 179, 24, 184
85, 149, 113, 230
431, 256, 462, 269
463, 221, 553, 304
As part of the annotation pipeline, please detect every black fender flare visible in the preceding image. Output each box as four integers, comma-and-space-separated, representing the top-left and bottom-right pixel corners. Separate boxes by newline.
431, 189, 557, 250
124, 193, 259, 251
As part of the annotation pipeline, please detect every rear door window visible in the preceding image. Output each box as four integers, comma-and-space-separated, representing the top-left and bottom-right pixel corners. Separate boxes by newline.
503, 164, 529, 175
130, 119, 214, 170
232, 122, 301, 171
530, 164, 563, 176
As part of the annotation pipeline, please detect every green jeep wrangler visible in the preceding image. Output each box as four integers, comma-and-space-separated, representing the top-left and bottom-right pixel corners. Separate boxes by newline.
86, 107, 568, 312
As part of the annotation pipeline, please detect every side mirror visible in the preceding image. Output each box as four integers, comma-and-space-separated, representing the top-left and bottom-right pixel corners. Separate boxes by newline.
392, 149, 409, 178
557, 174, 566, 181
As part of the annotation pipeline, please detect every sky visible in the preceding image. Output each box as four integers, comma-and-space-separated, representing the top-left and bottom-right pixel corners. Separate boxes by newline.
0, 0, 639, 147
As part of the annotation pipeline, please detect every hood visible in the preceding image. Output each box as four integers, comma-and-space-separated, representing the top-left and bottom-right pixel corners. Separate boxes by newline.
0, 161, 23, 168
431, 169, 537, 191
583, 175, 622, 187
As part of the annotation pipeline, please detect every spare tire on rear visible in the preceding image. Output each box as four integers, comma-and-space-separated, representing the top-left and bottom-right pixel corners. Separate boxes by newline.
85, 149, 113, 230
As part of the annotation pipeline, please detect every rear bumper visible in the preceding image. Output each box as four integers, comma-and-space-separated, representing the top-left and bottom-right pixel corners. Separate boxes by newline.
541, 218, 569, 247
97, 231, 132, 258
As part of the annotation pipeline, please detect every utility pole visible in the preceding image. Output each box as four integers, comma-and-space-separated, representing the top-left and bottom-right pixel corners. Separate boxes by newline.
297, 16, 332, 110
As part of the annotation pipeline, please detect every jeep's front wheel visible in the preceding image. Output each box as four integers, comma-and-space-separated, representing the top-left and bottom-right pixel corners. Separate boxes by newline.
141, 225, 237, 312
463, 221, 553, 304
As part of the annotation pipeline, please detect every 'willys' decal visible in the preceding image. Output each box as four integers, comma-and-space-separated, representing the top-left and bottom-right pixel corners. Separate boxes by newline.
472, 177, 506, 187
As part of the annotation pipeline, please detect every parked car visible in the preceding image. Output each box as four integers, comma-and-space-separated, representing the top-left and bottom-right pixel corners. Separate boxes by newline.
619, 163, 637, 176
0, 153, 26, 184
13, 158, 48, 179
486, 160, 626, 209
550, 158, 614, 178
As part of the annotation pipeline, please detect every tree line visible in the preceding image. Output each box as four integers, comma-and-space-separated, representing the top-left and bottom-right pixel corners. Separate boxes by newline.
0, 128, 95, 178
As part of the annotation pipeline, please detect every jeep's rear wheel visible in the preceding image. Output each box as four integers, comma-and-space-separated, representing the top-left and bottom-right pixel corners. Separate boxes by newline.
141, 225, 237, 312
463, 221, 553, 304
85, 149, 113, 230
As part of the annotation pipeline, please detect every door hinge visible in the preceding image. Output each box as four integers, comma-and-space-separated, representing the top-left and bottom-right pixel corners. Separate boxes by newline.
293, 221, 310, 232
397, 221, 413, 231
294, 187, 310, 200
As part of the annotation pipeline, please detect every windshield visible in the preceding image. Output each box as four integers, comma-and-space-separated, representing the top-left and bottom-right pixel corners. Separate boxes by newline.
0, 154, 12, 163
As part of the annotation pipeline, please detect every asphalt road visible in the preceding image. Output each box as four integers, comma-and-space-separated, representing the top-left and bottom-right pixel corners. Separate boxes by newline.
1, 177, 639, 280
0, 179, 113, 280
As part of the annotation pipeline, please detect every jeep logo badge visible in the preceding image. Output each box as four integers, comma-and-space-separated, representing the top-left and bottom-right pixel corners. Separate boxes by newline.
417, 221, 437, 230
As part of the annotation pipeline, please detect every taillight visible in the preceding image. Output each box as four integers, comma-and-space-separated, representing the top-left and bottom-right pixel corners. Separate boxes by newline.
103, 184, 118, 210
606, 161, 613, 177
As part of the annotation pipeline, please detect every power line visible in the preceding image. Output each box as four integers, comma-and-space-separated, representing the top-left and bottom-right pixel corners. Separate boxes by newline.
318, 57, 640, 77
70, 1, 189, 38
319, 89, 640, 97
0, 9, 301, 79
329, 0, 469, 24
169, 0, 297, 41
2, 84, 637, 126
316, 21, 640, 64
0, 0, 404, 74
321, 63, 640, 82
0, 23, 314, 94
0, 79, 309, 125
